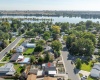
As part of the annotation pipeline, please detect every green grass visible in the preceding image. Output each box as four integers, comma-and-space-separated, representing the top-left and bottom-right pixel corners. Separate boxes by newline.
87, 76, 96, 80
23, 48, 34, 55
14, 64, 21, 74
80, 61, 92, 72
17, 38, 25, 46
0, 63, 5, 67
4, 40, 9, 45
1, 54, 11, 62
11, 37, 16, 42
79, 73, 83, 77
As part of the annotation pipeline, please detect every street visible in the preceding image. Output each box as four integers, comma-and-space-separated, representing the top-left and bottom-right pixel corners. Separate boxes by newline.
0, 36, 22, 60
61, 45, 80, 80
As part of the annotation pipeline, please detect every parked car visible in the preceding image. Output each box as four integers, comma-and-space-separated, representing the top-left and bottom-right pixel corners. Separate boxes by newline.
71, 61, 73, 64
81, 76, 87, 80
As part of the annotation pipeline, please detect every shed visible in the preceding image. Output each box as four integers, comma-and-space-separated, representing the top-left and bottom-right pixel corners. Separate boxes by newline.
24, 43, 36, 48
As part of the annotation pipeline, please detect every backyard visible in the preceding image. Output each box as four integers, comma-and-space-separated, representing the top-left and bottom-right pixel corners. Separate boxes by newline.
14, 63, 25, 75
87, 76, 96, 80
23, 48, 34, 55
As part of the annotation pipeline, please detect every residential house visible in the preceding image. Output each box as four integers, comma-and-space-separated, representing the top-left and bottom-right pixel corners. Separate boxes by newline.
16, 46, 25, 53
28, 65, 38, 75
10, 53, 20, 62
10, 53, 24, 62
90, 64, 100, 78
27, 74, 37, 80
0, 63, 15, 76
22, 43, 36, 48
94, 48, 99, 54
11, 32, 18, 37
42, 63, 56, 76
44, 77, 57, 80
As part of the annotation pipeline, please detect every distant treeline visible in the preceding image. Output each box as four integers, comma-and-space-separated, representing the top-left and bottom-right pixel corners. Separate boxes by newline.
1, 10, 100, 19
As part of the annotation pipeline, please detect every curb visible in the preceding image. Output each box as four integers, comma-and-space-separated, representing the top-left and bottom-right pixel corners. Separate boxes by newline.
0, 38, 17, 53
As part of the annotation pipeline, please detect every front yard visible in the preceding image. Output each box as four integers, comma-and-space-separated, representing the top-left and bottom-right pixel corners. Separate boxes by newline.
1, 53, 12, 62
17, 38, 25, 46
80, 61, 92, 72
87, 76, 96, 80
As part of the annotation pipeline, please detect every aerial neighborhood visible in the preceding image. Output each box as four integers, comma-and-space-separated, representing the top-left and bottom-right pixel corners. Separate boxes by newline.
1, 11, 100, 80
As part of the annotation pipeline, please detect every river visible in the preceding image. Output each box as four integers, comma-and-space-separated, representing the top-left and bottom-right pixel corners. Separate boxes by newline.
0, 16, 100, 23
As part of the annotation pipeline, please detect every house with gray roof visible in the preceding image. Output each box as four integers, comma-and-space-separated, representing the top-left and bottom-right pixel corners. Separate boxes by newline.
10, 53, 20, 62
90, 64, 100, 78
0, 63, 15, 76
42, 63, 56, 76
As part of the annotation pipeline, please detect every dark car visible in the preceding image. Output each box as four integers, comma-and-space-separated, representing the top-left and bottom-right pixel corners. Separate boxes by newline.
71, 61, 73, 64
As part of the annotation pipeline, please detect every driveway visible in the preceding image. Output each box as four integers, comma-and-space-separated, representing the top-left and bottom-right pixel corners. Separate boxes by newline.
61, 45, 80, 80
78, 70, 90, 77
0, 36, 22, 60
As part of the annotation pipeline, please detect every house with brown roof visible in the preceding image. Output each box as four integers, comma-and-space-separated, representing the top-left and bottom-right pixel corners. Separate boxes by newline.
44, 77, 57, 80
27, 74, 37, 80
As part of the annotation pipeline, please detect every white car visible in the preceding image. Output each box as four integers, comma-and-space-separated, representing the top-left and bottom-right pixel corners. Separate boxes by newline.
81, 76, 87, 80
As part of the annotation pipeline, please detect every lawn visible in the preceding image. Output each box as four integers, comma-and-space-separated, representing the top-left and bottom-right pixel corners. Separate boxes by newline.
17, 38, 25, 46
14, 64, 21, 74
14, 63, 25, 75
23, 48, 34, 55
0, 63, 5, 67
87, 76, 96, 80
1, 54, 11, 62
11, 37, 16, 42
80, 61, 92, 72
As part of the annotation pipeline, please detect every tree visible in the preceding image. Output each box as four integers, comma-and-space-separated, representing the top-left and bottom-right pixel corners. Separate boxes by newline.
51, 40, 62, 51
61, 22, 69, 31
52, 25, 60, 34
38, 56, 44, 63
98, 35, 100, 44
36, 40, 46, 46
30, 39, 35, 43
66, 34, 76, 49
86, 20, 93, 29
30, 56, 36, 64
34, 45, 43, 52
43, 31, 50, 40
63, 35, 67, 41
44, 53, 50, 62
76, 58, 81, 69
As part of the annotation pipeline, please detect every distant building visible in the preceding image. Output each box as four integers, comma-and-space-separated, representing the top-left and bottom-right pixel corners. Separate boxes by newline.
90, 64, 100, 78
0, 63, 15, 76
42, 63, 56, 76
16, 46, 25, 53
11, 32, 18, 37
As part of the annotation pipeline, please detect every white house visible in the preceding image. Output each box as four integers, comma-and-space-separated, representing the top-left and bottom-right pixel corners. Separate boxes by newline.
22, 43, 36, 48
11, 32, 18, 37
16, 46, 25, 53
90, 64, 100, 78
0, 63, 15, 76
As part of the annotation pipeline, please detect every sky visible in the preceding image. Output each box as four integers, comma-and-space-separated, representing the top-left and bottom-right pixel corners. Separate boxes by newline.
0, 0, 100, 11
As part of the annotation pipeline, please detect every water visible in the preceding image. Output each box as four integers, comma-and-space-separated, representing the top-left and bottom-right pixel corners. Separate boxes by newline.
0, 16, 100, 23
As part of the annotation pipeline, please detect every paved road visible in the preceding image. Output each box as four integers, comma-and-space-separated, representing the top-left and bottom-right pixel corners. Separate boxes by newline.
0, 36, 22, 60
61, 45, 80, 80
